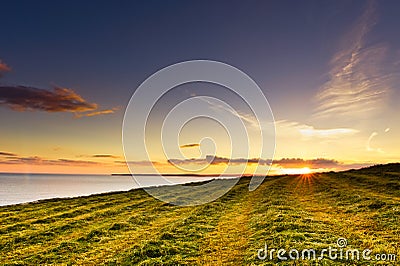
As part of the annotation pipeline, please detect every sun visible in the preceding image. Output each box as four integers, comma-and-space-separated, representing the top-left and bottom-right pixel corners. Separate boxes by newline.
281, 167, 312, 175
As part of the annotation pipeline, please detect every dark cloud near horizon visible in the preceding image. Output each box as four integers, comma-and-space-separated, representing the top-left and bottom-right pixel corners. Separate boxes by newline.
180, 143, 200, 149
0, 150, 103, 166
273, 158, 371, 170
0, 151, 17, 157
0, 85, 118, 117
0, 155, 101, 166
168, 155, 272, 166
167, 156, 370, 170
116, 160, 162, 166
274, 158, 340, 168
92, 154, 119, 158
0, 149, 370, 170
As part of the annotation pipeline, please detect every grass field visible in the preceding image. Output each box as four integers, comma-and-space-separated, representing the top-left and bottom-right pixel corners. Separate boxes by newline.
1, 164, 399, 265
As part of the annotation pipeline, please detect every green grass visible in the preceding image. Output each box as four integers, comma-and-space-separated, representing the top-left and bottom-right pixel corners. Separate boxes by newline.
1, 164, 400, 265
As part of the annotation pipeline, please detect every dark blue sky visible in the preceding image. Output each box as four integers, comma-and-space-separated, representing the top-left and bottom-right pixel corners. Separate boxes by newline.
1, 0, 373, 113
1, 0, 399, 173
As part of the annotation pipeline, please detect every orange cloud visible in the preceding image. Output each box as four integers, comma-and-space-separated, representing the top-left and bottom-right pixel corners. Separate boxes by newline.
74, 107, 120, 118
0, 85, 119, 117
0, 60, 11, 76
0, 86, 97, 112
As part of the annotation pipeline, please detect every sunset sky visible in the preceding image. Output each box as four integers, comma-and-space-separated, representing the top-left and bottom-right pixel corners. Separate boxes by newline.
1, 0, 399, 175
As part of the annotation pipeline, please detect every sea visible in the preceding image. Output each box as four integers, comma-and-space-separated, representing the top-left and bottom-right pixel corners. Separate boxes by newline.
0, 173, 216, 206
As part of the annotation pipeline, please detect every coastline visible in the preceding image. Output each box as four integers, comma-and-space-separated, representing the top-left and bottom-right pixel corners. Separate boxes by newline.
0, 176, 226, 207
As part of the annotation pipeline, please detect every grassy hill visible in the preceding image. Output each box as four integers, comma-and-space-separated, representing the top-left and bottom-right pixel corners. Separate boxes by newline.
1, 164, 399, 265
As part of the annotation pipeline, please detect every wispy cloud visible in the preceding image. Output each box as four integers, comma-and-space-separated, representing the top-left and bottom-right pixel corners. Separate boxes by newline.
299, 126, 358, 138
276, 120, 359, 139
74, 107, 120, 118
314, 0, 394, 119
0, 85, 118, 117
200, 97, 260, 129
180, 143, 200, 149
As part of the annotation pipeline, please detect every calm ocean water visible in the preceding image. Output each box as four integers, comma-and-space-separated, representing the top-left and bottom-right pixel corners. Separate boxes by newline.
0, 173, 215, 206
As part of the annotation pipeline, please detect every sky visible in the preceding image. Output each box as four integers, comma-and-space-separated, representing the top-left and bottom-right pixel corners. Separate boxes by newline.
0, 0, 399, 175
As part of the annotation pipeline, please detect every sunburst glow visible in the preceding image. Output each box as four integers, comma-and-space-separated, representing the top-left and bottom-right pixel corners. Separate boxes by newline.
280, 167, 312, 175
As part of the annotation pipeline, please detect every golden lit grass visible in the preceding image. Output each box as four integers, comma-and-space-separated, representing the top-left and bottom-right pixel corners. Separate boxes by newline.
0, 164, 399, 265
200, 187, 252, 265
